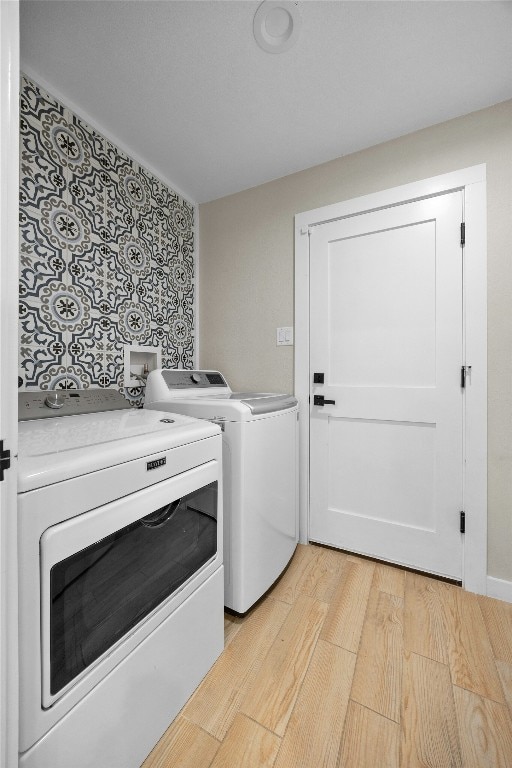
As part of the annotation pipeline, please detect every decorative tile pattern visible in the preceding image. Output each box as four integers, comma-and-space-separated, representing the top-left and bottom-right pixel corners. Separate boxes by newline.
19, 75, 195, 403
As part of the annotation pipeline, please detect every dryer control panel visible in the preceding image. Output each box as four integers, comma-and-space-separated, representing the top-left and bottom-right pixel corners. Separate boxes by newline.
18, 389, 131, 420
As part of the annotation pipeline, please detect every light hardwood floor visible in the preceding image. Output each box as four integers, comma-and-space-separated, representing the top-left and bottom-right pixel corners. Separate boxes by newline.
141, 544, 512, 768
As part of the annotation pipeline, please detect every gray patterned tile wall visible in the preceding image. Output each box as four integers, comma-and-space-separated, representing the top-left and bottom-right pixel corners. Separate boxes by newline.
19, 75, 195, 405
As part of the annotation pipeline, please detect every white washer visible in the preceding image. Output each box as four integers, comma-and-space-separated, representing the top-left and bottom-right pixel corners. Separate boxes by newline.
18, 389, 223, 768
145, 369, 299, 613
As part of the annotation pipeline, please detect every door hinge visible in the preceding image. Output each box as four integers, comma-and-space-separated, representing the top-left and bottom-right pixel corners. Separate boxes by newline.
460, 222, 465, 247
461, 365, 472, 389
0, 441, 11, 482
460, 511, 466, 534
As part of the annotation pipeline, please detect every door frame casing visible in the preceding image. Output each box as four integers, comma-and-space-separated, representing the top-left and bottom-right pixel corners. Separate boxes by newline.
294, 165, 487, 595
0, 2, 20, 766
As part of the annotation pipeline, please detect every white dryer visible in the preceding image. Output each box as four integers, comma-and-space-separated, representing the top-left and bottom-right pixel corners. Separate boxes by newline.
145, 369, 299, 613
17, 389, 223, 768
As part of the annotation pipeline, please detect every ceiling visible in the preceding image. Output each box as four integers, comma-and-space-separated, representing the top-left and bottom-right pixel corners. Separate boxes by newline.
20, 0, 512, 204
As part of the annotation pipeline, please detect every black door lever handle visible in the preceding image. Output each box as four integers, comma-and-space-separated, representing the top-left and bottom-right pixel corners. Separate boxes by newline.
314, 395, 336, 406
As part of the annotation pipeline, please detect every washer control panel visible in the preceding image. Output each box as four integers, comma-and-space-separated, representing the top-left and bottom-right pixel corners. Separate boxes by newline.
19, 389, 132, 420
161, 370, 228, 389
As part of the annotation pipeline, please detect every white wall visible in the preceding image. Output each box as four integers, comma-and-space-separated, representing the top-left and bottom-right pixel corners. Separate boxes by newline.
199, 99, 512, 583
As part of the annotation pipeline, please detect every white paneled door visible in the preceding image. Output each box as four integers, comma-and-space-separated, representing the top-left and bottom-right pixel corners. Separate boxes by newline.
309, 192, 464, 578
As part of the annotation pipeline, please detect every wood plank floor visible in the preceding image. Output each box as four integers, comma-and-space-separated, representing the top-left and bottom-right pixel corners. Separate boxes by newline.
141, 544, 512, 768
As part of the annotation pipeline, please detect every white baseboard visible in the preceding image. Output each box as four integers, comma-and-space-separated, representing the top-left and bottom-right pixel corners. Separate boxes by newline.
486, 576, 512, 604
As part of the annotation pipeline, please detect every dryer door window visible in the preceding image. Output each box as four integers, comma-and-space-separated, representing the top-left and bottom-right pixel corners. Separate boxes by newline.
48, 481, 217, 697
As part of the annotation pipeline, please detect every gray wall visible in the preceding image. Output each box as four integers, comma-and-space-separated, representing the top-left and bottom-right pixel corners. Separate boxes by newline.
199, 99, 512, 582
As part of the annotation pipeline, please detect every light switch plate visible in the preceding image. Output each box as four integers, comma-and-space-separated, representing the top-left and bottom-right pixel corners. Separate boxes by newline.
276, 326, 294, 346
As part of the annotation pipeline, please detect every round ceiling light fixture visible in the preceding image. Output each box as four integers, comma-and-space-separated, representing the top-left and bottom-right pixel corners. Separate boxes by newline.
253, 1, 302, 54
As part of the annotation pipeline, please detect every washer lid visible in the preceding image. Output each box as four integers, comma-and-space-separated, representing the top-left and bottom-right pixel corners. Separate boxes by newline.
17, 408, 218, 492
229, 393, 298, 414
145, 370, 298, 418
